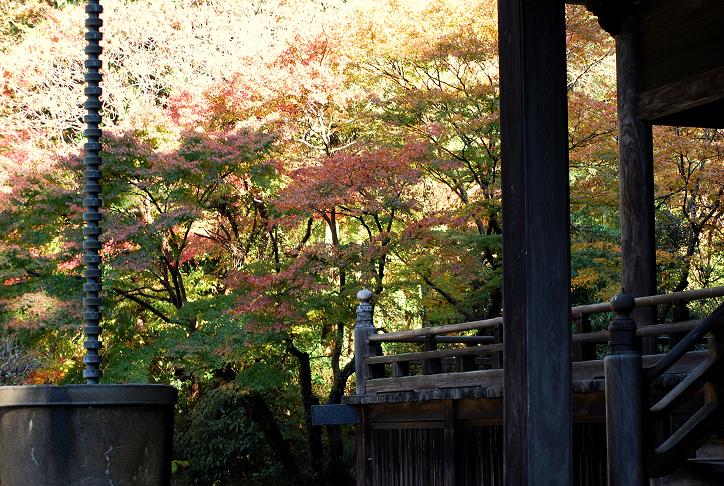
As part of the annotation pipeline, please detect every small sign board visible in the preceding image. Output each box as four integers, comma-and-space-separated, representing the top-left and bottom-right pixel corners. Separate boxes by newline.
311, 404, 359, 426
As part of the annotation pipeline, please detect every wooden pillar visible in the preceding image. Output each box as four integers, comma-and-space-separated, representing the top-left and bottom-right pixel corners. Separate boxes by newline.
605, 293, 645, 485
615, 12, 657, 353
498, 1, 572, 484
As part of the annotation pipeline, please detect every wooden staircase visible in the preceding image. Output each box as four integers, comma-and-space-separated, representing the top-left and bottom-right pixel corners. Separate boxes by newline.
645, 302, 724, 483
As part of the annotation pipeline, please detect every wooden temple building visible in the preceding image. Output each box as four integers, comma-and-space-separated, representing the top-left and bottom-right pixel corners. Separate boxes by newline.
313, 0, 724, 484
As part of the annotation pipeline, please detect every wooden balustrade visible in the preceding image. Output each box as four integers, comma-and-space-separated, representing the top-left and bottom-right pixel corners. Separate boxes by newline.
352, 286, 724, 398
644, 301, 724, 477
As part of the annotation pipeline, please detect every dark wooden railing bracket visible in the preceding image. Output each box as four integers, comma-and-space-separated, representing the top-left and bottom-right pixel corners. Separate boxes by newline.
605, 292, 646, 485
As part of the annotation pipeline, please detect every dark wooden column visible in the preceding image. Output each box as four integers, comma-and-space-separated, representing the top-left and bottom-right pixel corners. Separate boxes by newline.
605, 293, 645, 485
615, 11, 657, 352
498, 1, 572, 484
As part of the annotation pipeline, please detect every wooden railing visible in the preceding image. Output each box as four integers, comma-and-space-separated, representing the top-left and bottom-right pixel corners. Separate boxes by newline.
351, 286, 724, 480
352, 286, 724, 397
643, 300, 724, 477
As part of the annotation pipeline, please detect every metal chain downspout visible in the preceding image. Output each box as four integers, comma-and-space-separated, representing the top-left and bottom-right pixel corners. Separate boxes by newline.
82, 0, 103, 384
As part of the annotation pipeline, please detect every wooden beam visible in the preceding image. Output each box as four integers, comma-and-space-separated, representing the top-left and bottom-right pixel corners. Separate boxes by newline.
357, 351, 707, 398
366, 369, 504, 394
498, 0, 572, 484
638, 67, 724, 128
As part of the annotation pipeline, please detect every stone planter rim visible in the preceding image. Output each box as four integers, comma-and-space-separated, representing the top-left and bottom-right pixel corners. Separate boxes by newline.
0, 384, 177, 407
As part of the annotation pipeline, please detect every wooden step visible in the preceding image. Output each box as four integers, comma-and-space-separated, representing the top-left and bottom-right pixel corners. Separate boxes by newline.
685, 458, 724, 474
651, 354, 724, 417
649, 402, 724, 477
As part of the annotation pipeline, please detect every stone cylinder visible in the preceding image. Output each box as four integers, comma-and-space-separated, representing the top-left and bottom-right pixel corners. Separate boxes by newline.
0, 384, 177, 486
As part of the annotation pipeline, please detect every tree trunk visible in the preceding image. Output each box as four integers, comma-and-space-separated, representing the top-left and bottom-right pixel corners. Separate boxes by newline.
287, 341, 323, 482
248, 394, 302, 483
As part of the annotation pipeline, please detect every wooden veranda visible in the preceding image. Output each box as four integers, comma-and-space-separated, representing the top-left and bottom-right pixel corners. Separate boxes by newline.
314, 0, 724, 484
342, 286, 724, 485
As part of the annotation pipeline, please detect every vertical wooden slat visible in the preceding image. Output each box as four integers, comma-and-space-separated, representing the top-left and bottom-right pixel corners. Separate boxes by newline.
392, 361, 410, 378
423, 337, 442, 375
456, 355, 477, 373
498, 0, 572, 484
357, 407, 369, 486
443, 401, 456, 486
574, 313, 596, 361
492, 323, 504, 369
668, 303, 689, 350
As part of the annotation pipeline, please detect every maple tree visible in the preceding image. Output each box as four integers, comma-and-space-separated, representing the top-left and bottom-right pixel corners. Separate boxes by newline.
0, 1, 721, 484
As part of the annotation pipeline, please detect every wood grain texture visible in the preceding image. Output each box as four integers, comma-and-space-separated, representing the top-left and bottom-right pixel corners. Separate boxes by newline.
635, 0, 724, 92
646, 304, 724, 382
638, 67, 724, 127
357, 406, 369, 486
574, 314, 596, 361
366, 369, 504, 395
358, 351, 706, 398
604, 354, 646, 485
443, 400, 456, 486
650, 354, 724, 417
368, 318, 502, 342
366, 343, 503, 365
369, 287, 724, 344
650, 402, 724, 477
573, 320, 702, 344
615, 14, 658, 352
498, 0, 572, 483
358, 398, 608, 486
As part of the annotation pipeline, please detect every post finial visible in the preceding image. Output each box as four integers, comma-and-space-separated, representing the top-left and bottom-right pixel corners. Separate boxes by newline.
610, 292, 635, 314
357, 288, 373, 303
608, 291, 637, 355
354, 288, 376, 395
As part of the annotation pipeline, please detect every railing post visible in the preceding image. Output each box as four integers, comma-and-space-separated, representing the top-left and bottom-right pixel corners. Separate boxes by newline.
669, 302, 689, 349
354, 289, 375, 396
574, 312, 596, 361
423, 336, 441, 375
492, 322, 503, 369
605, 292, 646, 486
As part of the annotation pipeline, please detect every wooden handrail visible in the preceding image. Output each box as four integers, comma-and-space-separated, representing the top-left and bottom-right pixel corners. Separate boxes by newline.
644, 302, 724, 382
370, 286, 724, 344
645, 301, 724, 476
572, 320, 702, 344
367, 317, 503, 342
572, 285, 724, 316
634, 286, 724, 308
371, 335, 496, 344
365, 343, 503, 365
